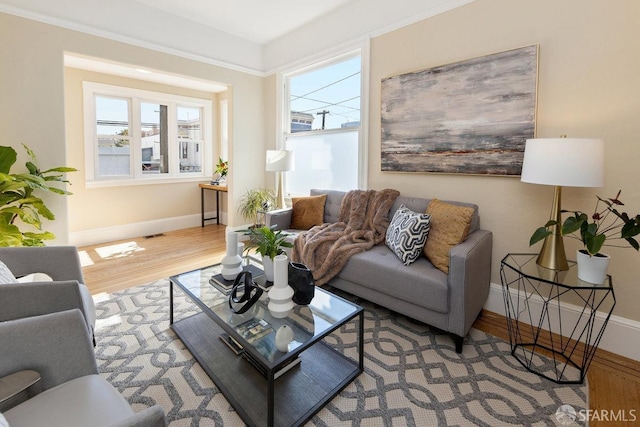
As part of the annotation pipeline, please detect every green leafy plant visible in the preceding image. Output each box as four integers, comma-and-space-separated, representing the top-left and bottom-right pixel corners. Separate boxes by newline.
214, 157, 228, 177
237, 188, 275, 228
0, 144, 77, 246
243, 226, 293, 259
530, 190, 640, 256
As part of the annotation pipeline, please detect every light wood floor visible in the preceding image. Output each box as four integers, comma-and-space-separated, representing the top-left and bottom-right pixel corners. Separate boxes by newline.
79, 225, 639, 425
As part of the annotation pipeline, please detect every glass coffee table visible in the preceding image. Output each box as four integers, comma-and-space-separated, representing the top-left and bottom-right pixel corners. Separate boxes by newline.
169, 261, 364, 427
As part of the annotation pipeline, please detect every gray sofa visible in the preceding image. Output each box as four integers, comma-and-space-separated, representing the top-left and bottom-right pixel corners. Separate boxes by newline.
267, 189, 493, 353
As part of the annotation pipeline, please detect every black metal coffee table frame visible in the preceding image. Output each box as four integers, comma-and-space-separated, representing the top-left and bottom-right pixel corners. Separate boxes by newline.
169, 264, 364, 427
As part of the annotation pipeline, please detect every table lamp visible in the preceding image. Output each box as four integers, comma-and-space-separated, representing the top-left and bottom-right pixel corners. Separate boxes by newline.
266, 150, 294, 209
520, 137, 604, 270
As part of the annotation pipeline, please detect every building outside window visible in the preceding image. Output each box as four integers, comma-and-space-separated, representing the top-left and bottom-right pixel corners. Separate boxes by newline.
282, 50, 364, 197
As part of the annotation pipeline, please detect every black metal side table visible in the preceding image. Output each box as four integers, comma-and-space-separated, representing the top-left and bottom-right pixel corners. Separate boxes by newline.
500, 253, 616, 384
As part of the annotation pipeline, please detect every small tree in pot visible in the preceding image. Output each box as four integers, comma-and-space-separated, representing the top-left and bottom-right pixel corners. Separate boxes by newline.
0, 144, 77, 246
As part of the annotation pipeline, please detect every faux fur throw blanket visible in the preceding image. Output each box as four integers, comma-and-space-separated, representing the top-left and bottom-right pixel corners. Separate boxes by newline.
292, 189, 400, 285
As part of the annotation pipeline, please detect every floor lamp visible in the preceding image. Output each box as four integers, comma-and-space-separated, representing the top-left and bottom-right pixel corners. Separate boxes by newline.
520, 137, 604, 270
266, 150, 294, 209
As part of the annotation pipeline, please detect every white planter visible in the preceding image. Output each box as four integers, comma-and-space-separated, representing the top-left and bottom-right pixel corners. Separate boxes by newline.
263, 256, 274, 282
576, 250, 610, 285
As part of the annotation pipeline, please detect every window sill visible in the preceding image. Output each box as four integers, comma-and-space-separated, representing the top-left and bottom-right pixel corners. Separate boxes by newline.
86, 175, 210, 188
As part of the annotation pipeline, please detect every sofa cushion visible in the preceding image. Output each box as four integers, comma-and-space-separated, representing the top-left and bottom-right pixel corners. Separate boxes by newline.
385, 205, 431, 265
337, 245, 449, 314
424, 199, 475, 274
311, 189, 344, 224
0, 261, 17, 284
290, 194, 327, 230
5, 375, 134, 427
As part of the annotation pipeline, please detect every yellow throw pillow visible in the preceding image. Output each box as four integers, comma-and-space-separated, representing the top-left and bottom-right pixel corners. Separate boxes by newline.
424, 199, 475, 274
290, 194, 327, 230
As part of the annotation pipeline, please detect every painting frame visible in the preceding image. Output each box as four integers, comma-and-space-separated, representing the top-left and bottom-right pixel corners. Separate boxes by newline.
381, 44, 539, 176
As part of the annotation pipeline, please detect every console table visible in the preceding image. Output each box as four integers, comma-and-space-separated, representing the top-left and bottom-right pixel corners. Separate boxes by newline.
500, 253, 616, 384
199, 183, 227, 227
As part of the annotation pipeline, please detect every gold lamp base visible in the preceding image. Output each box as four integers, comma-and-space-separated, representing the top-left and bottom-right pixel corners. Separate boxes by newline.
536, 186, 569, 271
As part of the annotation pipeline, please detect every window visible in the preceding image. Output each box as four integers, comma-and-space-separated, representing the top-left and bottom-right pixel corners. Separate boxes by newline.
84, 82, 212, 186
282, 50, 365, 197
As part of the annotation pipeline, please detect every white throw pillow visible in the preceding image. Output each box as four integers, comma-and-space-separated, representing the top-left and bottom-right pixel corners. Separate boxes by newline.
16, 273, 53, 283
385, 205, 431, 265
0, 261, 17, 284
0, 411, 9, 427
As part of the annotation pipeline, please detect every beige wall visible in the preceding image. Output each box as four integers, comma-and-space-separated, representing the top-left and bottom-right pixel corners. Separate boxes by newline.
368, 0, 640, 320
0, 13, 266, 241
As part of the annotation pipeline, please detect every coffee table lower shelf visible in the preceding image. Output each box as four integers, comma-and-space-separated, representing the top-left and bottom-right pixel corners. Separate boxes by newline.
171, 312, 361, 427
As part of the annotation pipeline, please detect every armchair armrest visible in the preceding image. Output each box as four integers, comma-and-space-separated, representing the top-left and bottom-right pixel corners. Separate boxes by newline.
0, 310, 98, 392
0, 281, 87, 324
110, 405, 167, 427
447, 229, 493, 337
0, 246, 85, 283
266, 208, 293, 231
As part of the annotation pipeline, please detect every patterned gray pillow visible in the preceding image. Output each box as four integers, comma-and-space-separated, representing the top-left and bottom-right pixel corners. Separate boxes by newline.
385, 205, 431, 265
0, 261, 17, 284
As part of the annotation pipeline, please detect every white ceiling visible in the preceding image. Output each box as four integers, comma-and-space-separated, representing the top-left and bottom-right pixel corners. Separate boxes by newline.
132, 0, 358, 45
0, 0, 474, 73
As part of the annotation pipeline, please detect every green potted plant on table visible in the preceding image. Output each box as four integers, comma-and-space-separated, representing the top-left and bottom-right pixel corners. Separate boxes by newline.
212, 157, 228, 185
243, 226, 293, 282
530, 190, 640, 283
237, 188, 275, 228
0, 144, 77, 246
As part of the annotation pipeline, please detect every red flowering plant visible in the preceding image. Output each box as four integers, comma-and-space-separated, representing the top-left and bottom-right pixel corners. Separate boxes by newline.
530, 190, 640, 256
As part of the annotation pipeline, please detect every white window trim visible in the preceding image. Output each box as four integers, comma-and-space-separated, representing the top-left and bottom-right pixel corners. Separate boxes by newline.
277, 42, 369, 191
83, 82, 213, 188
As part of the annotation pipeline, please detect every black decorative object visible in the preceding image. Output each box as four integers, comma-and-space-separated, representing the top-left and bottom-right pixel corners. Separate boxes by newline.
288, 262, 315, 305
228, 271, 263, 314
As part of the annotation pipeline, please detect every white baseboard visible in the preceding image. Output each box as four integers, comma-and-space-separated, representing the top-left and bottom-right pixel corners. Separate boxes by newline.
484, 282, 640, 362
68, 211, 228, 247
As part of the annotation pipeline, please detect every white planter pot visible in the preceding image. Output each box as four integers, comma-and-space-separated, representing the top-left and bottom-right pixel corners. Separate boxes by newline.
263, 256, 274, 282
576, 250, 610, 285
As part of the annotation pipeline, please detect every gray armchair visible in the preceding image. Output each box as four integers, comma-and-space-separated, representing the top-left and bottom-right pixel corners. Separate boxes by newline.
0, 309, 166, 426
0, 246, 96, 336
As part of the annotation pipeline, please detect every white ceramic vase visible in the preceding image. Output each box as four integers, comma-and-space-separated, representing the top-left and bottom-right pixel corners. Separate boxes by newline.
263, 256, 274, 282
576, 250, 610, 285
268, 254, 294, 318
275, 325, 294, 352
221, 231, 243, 280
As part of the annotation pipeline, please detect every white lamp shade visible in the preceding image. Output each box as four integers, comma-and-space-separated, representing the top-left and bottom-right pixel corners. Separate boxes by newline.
266, 150, 294, 172
520, 138, 604, 187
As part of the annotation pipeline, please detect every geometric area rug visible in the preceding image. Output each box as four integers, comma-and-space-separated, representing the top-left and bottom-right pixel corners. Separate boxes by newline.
94, 279, 587, 426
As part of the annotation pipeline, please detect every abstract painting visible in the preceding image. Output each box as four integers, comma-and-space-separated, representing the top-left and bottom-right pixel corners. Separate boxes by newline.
381, 45, 538, 175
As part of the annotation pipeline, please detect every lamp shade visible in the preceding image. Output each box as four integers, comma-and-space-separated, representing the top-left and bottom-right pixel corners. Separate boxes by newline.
266, 150, 294, 172
520, 138, 604, 187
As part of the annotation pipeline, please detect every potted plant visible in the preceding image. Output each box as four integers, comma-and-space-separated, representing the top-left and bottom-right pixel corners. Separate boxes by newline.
243, 225, 293, 282
212, 157, 228, 184
237, 188, 275, 228
530, 190, 640, 283
0, 144, 77, 246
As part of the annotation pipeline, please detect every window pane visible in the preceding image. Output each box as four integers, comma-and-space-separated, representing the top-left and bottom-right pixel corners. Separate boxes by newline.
178, 106, 201, 139
96, 96, 130, 176
285, 130, 358, 195
289, 56, 361, 132
141, 102, 168, 174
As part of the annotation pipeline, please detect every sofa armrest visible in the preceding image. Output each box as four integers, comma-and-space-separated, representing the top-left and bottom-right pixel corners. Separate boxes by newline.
0, 246, 85, 283
110, 405, 167, 427
0, 281, 87, 324
0, 310, 98, 392
447, 229, 493, 337
266, 208, 293, 231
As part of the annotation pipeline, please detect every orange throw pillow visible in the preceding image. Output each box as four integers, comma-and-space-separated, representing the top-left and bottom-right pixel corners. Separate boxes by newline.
290, 194, 327, 230
423, 199, 474, 274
